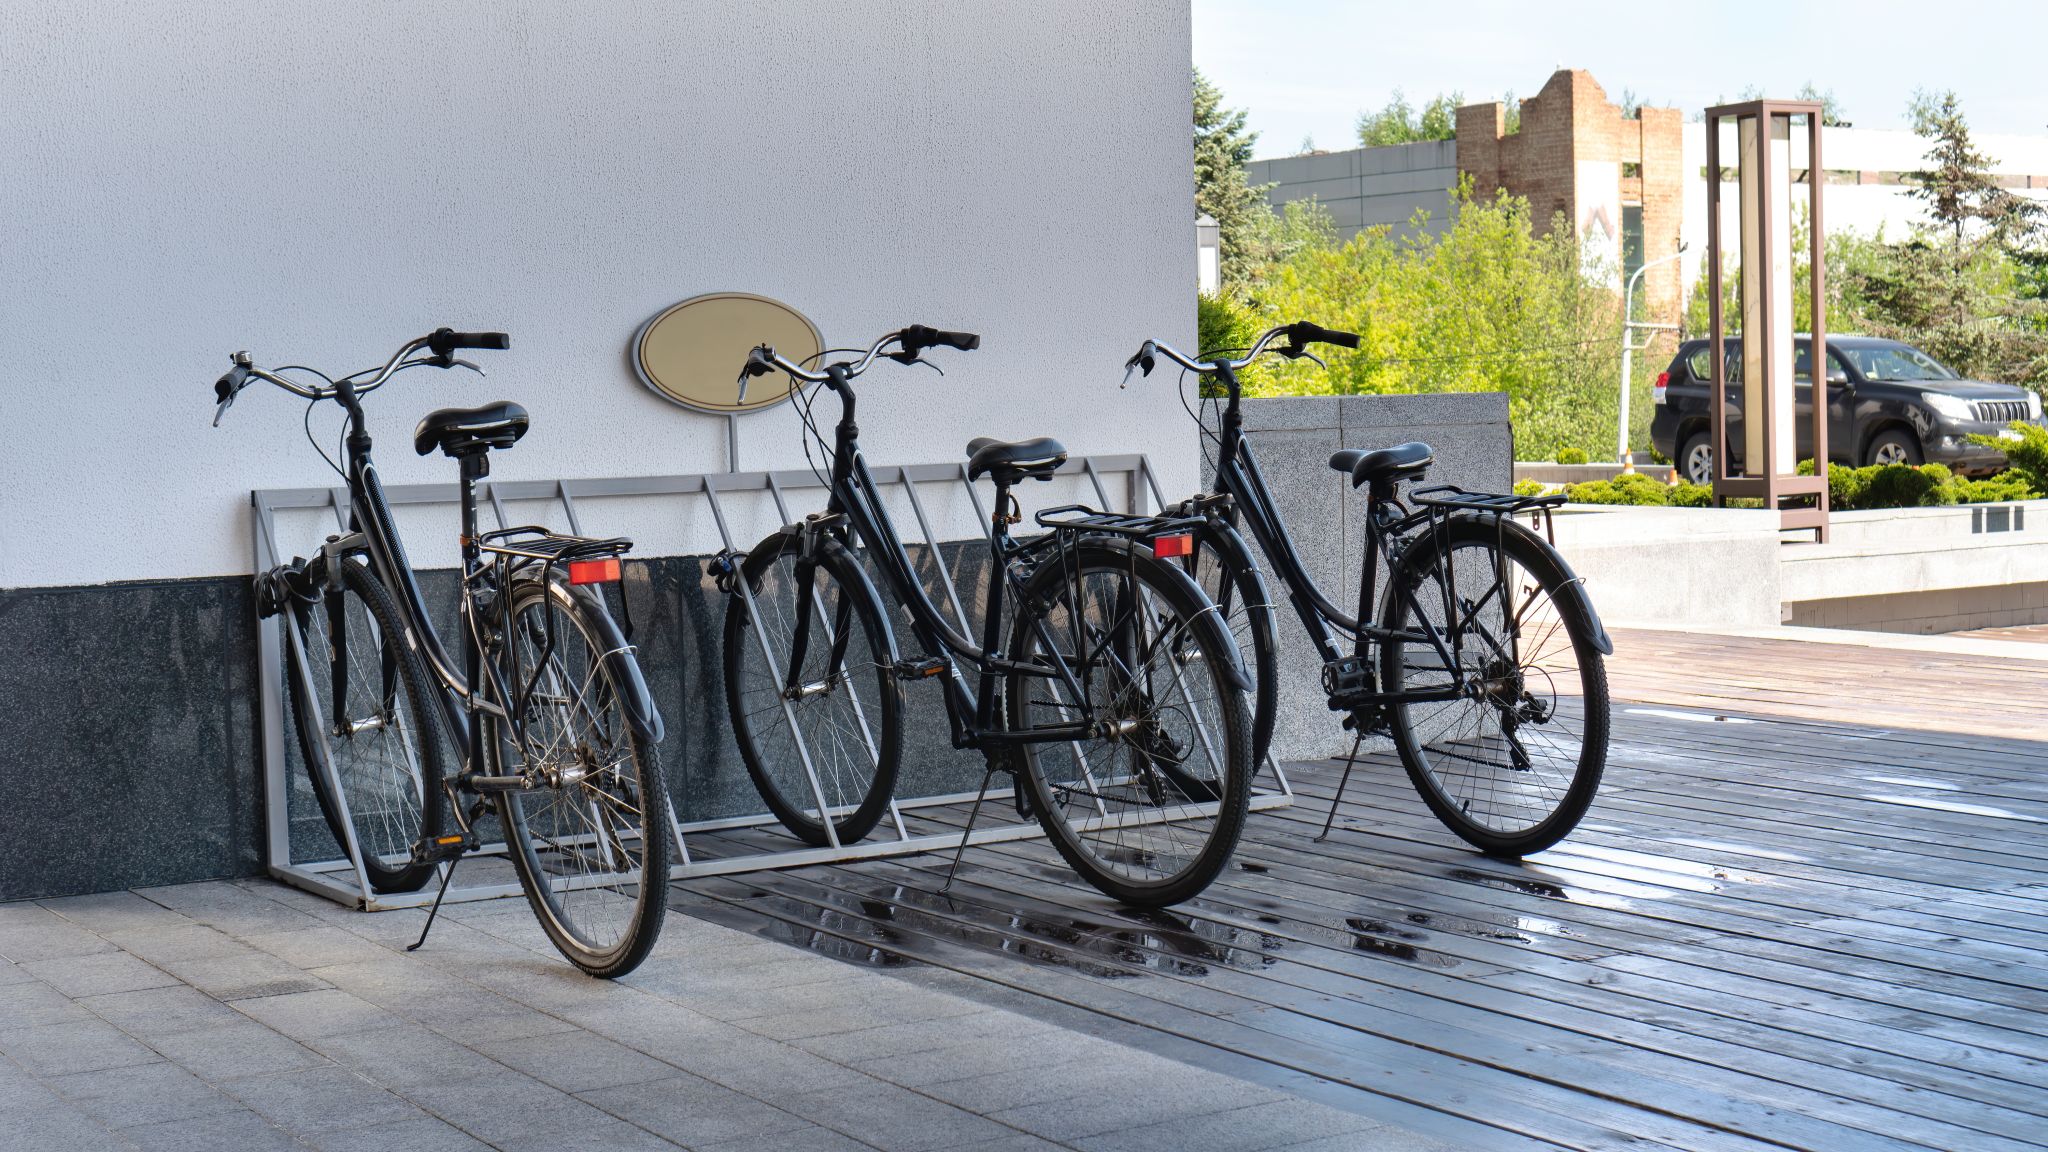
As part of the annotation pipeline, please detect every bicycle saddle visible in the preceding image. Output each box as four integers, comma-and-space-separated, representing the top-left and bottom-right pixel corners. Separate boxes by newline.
966, 436, 1067, 482
1329, 442, 1433, 488
414, 401, 531, 457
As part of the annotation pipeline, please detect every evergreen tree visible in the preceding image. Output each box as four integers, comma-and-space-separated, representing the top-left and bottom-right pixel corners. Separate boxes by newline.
1193, 68, 1270, 291
1909, 89, 2040, 244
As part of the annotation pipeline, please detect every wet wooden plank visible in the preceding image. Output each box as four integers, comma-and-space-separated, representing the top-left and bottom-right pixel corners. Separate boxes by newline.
672, 627, 2048, 1151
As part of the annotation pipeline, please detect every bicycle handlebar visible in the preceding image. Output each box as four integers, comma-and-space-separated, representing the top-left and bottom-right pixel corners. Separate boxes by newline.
737, 324, 980, 396
1121, 320, 1359, 387
211, 328, 509, 425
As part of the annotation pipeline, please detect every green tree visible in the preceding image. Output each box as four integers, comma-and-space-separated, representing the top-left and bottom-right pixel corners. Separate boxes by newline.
1193, 68, 1271, 291
1908, 89, 2041, 244
1239, 180, 1623, 459
1356, 90, 1461, 147
1796, 83, 1851, 127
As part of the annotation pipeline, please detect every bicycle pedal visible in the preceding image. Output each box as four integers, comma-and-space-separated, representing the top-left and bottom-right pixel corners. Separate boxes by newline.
420, 832, 471, 865
895, 657, 948, 680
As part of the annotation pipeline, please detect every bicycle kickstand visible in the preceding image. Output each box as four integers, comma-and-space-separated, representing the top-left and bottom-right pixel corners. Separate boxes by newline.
1316, 732, 1367, 843
941, 766, 1000, 898
406, 842, 467, 953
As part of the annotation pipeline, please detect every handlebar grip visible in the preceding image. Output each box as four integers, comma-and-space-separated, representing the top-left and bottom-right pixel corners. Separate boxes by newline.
214, 362, 250, 402
1123, 342, 1157, 377
740, 345, 776, 378
428, 328, 511, 356
1288, 321, 1359, 350
899, 324, 982, 355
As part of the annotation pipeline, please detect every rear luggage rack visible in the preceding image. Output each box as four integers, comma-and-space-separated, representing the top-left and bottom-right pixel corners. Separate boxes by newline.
478, 525, 634, 565
1407, 485, 1565, 514
1033, 503, 1203, 539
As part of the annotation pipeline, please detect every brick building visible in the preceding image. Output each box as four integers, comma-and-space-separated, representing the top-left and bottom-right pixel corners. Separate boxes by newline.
1455, 70, 1685, 324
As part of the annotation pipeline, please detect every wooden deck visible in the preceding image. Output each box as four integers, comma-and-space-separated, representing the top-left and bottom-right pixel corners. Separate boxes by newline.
672, 627, 2048, 1151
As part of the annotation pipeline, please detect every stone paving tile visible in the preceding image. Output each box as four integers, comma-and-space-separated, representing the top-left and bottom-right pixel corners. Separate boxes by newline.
245, 925, 397, 969
301, 1116, 494, 1152
940, 1136, 1074, 1152
0, 978, 91, 1028
137, 881, 331, 938
494, 1116, 689, 1152
104, 923, 255, 965
0, 1095, 134, 1150
77, 985, 241, 1037
982, 1066, 1289, 1144
0, 916, 120, 962
652, 1020, 881, 1097
22, 950, 181, 998
1067, 1099, 1386, 1152
50, 1059, 246, 1129
161, 950, 333, 1000
0, 958, 37, 986
39, 890, 194, 933
123, 1106, 314, 1151
233, 988, 407, 1041
0, 1018, 161, 1076
223, 1065, 429, 1137
397, 1070, 627, 1147
576, 1072, 816, 1146
694, 1125, 886, 1152
148, 1018, 333, 1082
777, 1077, 1020, 1152
310, 1023, 510, 1088
476, 1026, 675, 1093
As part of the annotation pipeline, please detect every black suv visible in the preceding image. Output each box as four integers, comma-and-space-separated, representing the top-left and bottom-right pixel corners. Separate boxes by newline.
1650, 335, 2043, 484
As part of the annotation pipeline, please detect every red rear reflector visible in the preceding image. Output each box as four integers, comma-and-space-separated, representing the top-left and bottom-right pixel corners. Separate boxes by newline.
1654, 371, 1669, 389
1152, 534, 1194, 558
568, 558, 622, 585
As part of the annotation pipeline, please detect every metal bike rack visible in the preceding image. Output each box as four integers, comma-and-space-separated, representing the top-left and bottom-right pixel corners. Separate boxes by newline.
252, 454, 1293, 911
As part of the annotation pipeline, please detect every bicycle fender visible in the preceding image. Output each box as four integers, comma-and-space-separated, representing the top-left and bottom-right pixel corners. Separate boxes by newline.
568, 583, 667, 745
1480, 514, 1614, 656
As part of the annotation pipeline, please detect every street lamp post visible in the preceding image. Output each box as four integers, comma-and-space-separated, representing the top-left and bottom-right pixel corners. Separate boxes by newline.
1618, 242, 1688, 463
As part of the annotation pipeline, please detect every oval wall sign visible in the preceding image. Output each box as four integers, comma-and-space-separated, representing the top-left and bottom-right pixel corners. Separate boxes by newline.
632, 292, 822, 415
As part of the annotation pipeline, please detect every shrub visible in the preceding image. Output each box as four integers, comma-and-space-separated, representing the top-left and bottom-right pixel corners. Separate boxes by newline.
1563, 473, 1673, 506
1965, 421, 2048, 496
1952, 472, 2037, 503
1859, 463, 1954, 508
1668, 482, 1714, 508
1554, 447, 1588, 465
1512, 479, 1547, 498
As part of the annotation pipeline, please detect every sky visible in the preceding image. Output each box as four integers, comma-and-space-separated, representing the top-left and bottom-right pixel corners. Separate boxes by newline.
1193, 0, 2048, 159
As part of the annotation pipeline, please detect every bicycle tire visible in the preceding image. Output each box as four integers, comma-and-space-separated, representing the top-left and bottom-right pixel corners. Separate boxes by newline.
283, 556, 445, 894
1005, 538, 1253, 907
1180, 518, 1279, 769
1378, 513, 1608, 856
723, 531, 902, 848
490, 575, 669, 978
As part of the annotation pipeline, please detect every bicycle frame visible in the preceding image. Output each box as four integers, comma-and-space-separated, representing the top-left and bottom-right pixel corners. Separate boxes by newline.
786, 364, 1137, 752
1201, 362, 1477, 709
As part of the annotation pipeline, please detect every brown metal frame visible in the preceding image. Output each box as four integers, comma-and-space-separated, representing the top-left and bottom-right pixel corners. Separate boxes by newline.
1705, 99, 1829, 541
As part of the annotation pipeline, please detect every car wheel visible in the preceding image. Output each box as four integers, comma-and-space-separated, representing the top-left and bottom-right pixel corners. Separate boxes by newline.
1865, 428, 1922, 468
1679, 431, 1715, 486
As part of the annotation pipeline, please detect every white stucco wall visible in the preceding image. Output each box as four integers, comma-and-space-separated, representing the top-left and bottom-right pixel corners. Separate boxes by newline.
0, 2, 1197, 588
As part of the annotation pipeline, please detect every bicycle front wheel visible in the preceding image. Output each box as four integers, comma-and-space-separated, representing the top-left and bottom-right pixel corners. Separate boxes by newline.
284, 556, 445, 894
490, 576, 669, 978
1379, 513, 1608, 856
723, 531, 902, 847
1005, 539, 1252, 908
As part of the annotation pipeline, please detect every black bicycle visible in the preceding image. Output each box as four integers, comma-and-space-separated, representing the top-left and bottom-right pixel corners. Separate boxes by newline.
716, 325, 1254, 907
215, 330, 669, 977
1122, 321, 1612, 856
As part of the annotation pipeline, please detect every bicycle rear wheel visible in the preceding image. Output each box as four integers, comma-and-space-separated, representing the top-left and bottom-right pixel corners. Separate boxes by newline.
723, 531, 902, 847
284, 556, 444, 894
1378, 514, 1608, 856
1005, 538, 1252, 907
491, 576, 669, 978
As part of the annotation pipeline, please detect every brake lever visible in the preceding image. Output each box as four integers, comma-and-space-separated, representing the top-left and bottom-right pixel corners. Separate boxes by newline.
1120, 363, 1137, 389
212, 395, 235, 428
447, 358, 485, 377
1298, 350, 1327, 369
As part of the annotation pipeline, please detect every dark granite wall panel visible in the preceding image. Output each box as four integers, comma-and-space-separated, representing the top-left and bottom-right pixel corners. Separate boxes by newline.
0, 578, 262, 900
4, 536, 1044, 899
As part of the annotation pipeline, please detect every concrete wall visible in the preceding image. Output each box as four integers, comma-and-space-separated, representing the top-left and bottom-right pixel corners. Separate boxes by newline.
1247, 141, 1458, 238
1547, 505, 1785, 630
0, 0, 1198, 589
1213, 393, 1512, 760
0, 0, 1198, 899
1781, 500, 2048, 632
